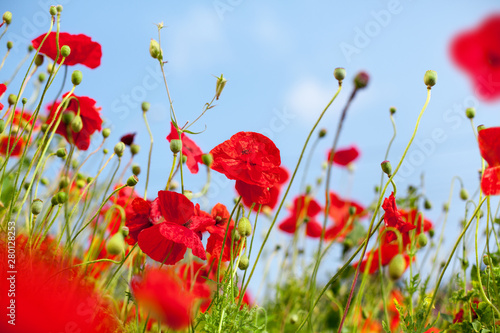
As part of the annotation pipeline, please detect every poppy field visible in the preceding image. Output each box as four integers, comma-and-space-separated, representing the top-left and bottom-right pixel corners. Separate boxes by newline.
1, 3, 500, 333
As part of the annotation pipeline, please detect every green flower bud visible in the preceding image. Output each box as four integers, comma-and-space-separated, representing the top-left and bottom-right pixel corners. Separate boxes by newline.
0, 119, 5, 134
184, 190, 193, 200
333, 67, 346, 81
462, 258, 469, 269
41, 177, 49, 186
348, 205, 356, 216
149, 39, 161, 59
215, 74, 227, 100
354, 71, 369, 89
47, 62, 55, 74
86, 176, 93, 183
71, 115, 83, 133
31, 199, 43, 215
424, 199, 432, 210
459, 188, 469, 201
71, 70, 82, 86
232, 228, 241, 241
417, 233, 428, 247
443, 203, 449, 212
483, 254, 491, 266
114, 142, 125, 157
38, 72, 46, 82
388, 253, 406, 280
424, 70, 437, 87
181, 154, 187, 164
201, 153, 213, 167
28, 45, 34, 52
8, 94, 17, 106
103, 148, 108, 155
170, 139, 182, 154
238, 217, 252, 237
56, 148, 67, 158
380, 160, 392, 176
318, 128, 327, 138
390, 107, 396, 115
477, 124, 486, 132
59, 176, 70, 189
141, 101, 150, 112
169, 180, 178, 190
51, 196, 59, 206
106, 232, 126, 256
130, 144, 140, 155
6, 41, 13, 50
428, 229, 435, 238
49, 6, 57, 16
62, 111, 75, 125
3, 11, 12, 25
465, 107, 475, 119
35, 54, 44, 67
61, 45, 71, 58
21, 98, 27, 105
56, 5, 63, 12
122, 226, 130, 237
132, 164, 141, 176
23, 182, 30, 190
102, 128, 111, 138
76, 179, 86, 189
238, 254, 249, 270
56, 191, 68, 204
126, 175, 139, 187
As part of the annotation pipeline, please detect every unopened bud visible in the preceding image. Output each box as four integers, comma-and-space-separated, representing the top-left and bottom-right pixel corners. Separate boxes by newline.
424, 70, 437, 87
56, 191, 68, 204
8, 94, 16, 106
35, 54, 44, 66
215, 74, 227, 100
141, 101, 150, 112
149, 39, 161, 59
61, 45, 71, 58
388, 254, 406, 280
71, 115, 83, 133
106, 232, 126, 256
0, 119, 5, 134
49, 6, 57, 16
390, 107, 396, 115
56, 5, 63, 12
3, 11, 12, 25
6, 41, 13, 50
318, 128, 327, 138
31, 199, 43, 215
381, 160, 392, 176
465, 107, 475, 119
417, 233, 428, 247
459, 188, 469, 201
71, 70, 82, 85
238, 254, 249, 270
132, 164, 141, 176
201, 153, 213, 167
114, 142, 125, 157
238, 217, 252, 237
59, 176, 70, 189
38, 73, 46, 82
130, 144, 140, 155
102, 128, 111, 138
126, 175, 138, 187
184, 190, 193, 200
333, 67, 346, 82
170, 139, 182, 154
354, 71, 369, 89
56, 148, 67, 158
62, 111, 75, 125
424, 199, 432, 210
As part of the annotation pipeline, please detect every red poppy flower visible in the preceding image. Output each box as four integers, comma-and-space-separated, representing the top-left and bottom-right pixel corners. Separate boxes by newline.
124, 197, 157, 245
0, 83, 6, 111
137, 191, 214, 264
327, 145, 360, 166
166, 122, 203, 174
382, 192, 416, 242
178, 261, 214, 312
235, 180, 271, 205
353, 241, 410, 274
478, 127, 500, 195
240, 166, 289, 211
206, 203, 242, 262
325, 192, 366, 241
46, 93, 103, 150
131, 268, 199, 330
210, 131, 282, 188
120, 132, 136, 146
32, 32, 102, 69
101, 185, 142, 236
0, 134, 26, 156
278, 195, 323, 238
450, 15, 500, 101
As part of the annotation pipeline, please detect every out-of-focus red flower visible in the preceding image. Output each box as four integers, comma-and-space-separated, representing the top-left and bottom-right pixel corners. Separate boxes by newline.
46, 93, 103, 150
453, 308, 464, 324
102, 185, 142, 236
278, 195, 323, 238
167, 122, 204, 174
0, 135, 26, 156
388, 290, 403, 331
178, 261, 214, 312
32, 32, 102, 68
382, 192, 416, 242
327, 145, 360, 166
137, 191, 214, 264
325, 192, 366, 241
131, 268, 200, 330
478, 127, 500, 195
0, 110, 40, 157
353, 241, 410, 274
425, 329, 440, 333
124, 197, 156, 244
210, 131, 282, 188
120, 132, 136, 146
206, 203, 242, 262
235, 180, 271, 205
240, 166, 289, 211
0, 83, 5, 111
450, 15, 500, 101
0, 234, 120, 333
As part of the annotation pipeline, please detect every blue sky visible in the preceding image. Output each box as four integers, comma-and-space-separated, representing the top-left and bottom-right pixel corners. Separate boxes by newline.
3, 0, 500, 296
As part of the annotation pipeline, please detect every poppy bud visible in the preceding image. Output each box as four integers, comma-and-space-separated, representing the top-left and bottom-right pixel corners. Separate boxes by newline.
149, 39, 161, 59
59, 176, 70, 189
8, 94, 16, 106
47, 62, 55, 74
184, 190, 193, 200
170, 139, 182, 154
87, 176, 93, 183
127, 175, 139, 187
465, 107, 475, 119
103, 148, 108, 155
22, 98, 27, 105
61, 45, 71, 58
459, 188, 469, 201
51, 196, 59, 206
102, 128, 111, 138
305, 185, 312, 194
38, 73, 46, 82
333, 67, 346, 82
3, 11, 12, 25
477, 124, 486, 132
348, 206, 356, 216
56, 148, 67, 158
354, 71, 369, 89
483, 254, 491, 266
238, 254, 249, 270
462, 258, 469, 269
318, 128, 327, 138
76, 179, 86, 189
215, 74, 227, 100
202, 153, 213, 167
122, 226, 129, 237
0, 119, 5, 134
31, 199, 43, 215
49, 6, 57, 16
132, 164, 141, 176
41, 177, 49, 186
28, 45, 34, 52
443, 203, 449, 212
423, 70, 437, 87
238, 217, 252, 237
380, 160, 392, 176
71, 115, 83, 133
388, 254, 406, 280
232, 228, 241, 241
71, 70, 82, 86
424, 199, 432, 210
6, 41, 13, 50
130, 144, 140, 155
114, 142, 125, 157
62, 111, 75, 124
141, 101, 150, 112
35, 54, 44, 67
56, 5, 63, 12
56, 191, 68, 204
169, 180, 178, 190
390, 107, 396, 115
417, 233, 428, 247
106, 232, 126, 256
428, 229, 435, 238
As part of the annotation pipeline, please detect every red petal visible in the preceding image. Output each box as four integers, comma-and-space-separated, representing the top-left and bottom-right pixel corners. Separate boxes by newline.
328, 145, 360, 166
481, 166, 500, 195
306, 220, 322, 238
235, 180, 271, 205
157, 190, 194, 225
478, 127, 500, 167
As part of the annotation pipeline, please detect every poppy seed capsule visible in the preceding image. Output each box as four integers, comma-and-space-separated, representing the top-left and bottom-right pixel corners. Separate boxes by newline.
170, 139, 182, 154
106, 232, 125, 256
35, 54, 44, 66
56, 5, 63, 12
354, 71, 369, 89
149, 39, 161, 59
62, 111, 74, 124
141, 101, 150, 112
424, 70, 437, 87
49, 6, 57, 16
31, 199, 43, 215
238, 217, 252, 237
71, 115, 83, 133
381, 160, 392, 176
130, 144, 140, 155
7, 41, 13, 50
127, 175, 139, 187
238, 254, 249, 270
71, 70, 82, 86
56, 191, 68, 204
132, 164, 141, 176
388, 254, 406, 280
3, 11, 12, 25
333, 67, 346, 81
202, 153, 213, 167
56, 148, 67, 158
465, 107, 475, 119
114, 142, 125, 157
102, 128, 111, 138
61, 45, 71, 58
459, 188, 469, 201
417, 233, 428, 247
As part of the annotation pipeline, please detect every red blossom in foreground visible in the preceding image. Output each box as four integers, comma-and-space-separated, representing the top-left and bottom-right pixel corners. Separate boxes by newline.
478, 127, 500, 195
131, 268, 201, 330
210, 131, 282, 188
167, 122, 204, 174
32, 32, 102, 68
46, 93, 103, 150
327, 145, 360, 166
382, 192, 416, 242
206, 203, 242, 262
240, 166, 289, 211
325, 192, 366, 241
278, 195, 323, 238
0, 134, 26, 156
450, 15, 500, 101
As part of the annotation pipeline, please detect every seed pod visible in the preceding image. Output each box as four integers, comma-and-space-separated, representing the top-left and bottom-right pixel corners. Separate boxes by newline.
388, 254, 406, 280
333, 67, 346, 81
31, 199, 43, 215
238, 254, 249, 270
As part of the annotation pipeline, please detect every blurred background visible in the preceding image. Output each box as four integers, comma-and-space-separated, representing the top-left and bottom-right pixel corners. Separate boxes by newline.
2, 0, 500, 299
